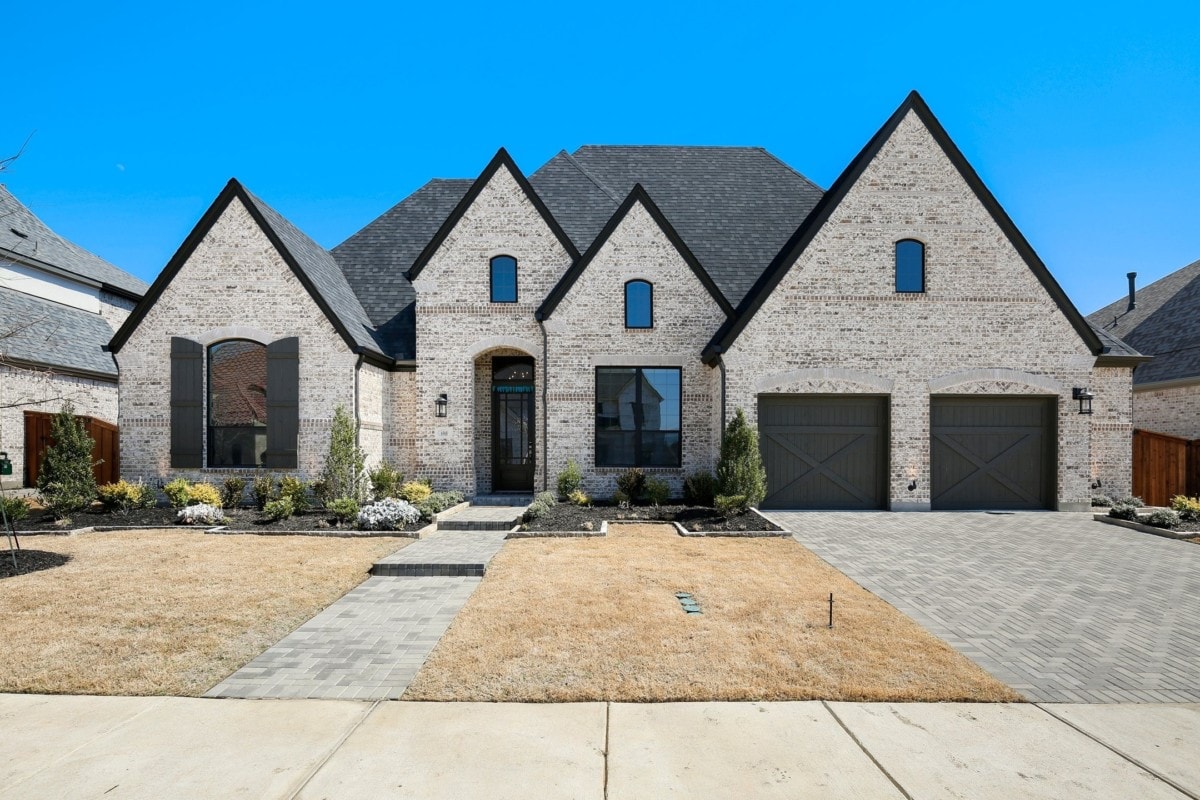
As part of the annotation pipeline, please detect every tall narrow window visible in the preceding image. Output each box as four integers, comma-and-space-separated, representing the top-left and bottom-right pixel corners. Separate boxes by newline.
625, 280, 653, 328
208, 339, 268, 467
895, 239, 925, 293
490, 255, 518, 303
595, 367, 681, 467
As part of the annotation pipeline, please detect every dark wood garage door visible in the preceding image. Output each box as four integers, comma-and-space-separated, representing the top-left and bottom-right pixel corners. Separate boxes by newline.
758, 395, 888, 510
930, 397, 1056, 510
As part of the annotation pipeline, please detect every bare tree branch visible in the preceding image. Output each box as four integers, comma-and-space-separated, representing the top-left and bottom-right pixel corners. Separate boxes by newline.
0, 132, 34, 174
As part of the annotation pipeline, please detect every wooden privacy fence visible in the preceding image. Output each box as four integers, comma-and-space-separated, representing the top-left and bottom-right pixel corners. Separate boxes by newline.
23, 411, 120, 488
1132, 428, 1200, 507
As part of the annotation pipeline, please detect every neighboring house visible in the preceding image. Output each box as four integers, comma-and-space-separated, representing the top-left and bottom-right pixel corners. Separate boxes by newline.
1089, 261, 1200, 439
0, 185, 148, 488
110, 92, 1142, 511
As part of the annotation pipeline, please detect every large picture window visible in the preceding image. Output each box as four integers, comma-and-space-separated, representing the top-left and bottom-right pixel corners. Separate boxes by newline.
595, 367, 681, 467
208, 339, 268, 467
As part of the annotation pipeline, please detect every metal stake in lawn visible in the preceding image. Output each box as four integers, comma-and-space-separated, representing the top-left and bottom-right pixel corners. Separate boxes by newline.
828, 593, 834, 629
0, 486, 18, 571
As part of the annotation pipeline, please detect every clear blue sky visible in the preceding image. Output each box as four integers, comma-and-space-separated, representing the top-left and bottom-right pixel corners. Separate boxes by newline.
4, 1, 1197, 314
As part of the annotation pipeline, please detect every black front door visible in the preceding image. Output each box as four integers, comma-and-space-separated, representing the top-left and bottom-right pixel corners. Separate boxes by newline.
492, 357, 535, 491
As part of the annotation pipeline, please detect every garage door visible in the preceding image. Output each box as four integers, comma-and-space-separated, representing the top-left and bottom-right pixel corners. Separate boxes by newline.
758, 395, 888, 510
930, 397, 1056, 510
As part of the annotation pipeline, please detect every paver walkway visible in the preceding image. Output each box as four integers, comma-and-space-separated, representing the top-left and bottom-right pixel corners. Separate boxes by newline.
207, 530, 508, 700
766, 511, 1200, 703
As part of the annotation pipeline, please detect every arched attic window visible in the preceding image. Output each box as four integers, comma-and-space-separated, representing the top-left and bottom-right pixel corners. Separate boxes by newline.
625, 280, 653, 329
895, 239, 925, 293
208, 339, 268, 467
490, 255, 518, 303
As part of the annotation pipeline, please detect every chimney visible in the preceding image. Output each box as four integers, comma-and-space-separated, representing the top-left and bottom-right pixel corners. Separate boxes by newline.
1127, 272, 1137, 313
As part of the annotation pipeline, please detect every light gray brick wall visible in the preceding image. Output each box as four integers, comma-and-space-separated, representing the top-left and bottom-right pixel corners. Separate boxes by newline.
544, 200, 726, 498
1089, 366, 1134, 498
114, 196, 358, 485
411, 163, 572, 493
357, 361, 386, 470
1133, 383, 1200, 440
385, 370, 419, 478
722, 109, 1102, 511
99, 291, 137, 332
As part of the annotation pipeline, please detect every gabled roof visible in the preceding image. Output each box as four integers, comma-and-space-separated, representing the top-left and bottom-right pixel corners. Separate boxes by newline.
537, 184, 734, 321
110, 180, 386, 362
332, 178, 472, 361
1088, 258, 1200, 383
702, 91, 1105, 364
0, 287, 119, 377
0, 184, 147, 298
532, 146, 824, 308
406, 148, 581, 281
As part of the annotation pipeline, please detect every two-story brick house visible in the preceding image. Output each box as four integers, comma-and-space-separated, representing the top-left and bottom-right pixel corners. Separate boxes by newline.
110, 92, 1142, 511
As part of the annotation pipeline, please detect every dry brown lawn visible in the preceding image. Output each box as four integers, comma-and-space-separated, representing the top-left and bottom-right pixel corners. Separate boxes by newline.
0, 530, 409, 696
406, 523, 1020, 703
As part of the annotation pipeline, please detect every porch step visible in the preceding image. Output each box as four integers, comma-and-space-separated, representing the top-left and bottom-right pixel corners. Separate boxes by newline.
471, 493, 534, 507
371, 530, 508, 577
436, 505, 526, 531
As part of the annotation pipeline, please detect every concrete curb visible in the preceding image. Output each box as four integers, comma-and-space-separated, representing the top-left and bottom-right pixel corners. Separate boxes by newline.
507, 520, 608, 538
1093, 514, 1195, 540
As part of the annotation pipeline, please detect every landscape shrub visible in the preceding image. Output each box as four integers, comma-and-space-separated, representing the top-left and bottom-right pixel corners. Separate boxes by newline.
0, 495, 31, 524
1169, 495, 1200, 521
369, 462, 404, 500
613, 489, 631, 507
328, 497, 359, 524
557, 459, 582, 499
1147, 509, 1180, 529
1091, 494, 1113, 508
357, 497, 421, 530
97, 480, 155, 514
716, 408, 766, 509
252, 474, 276, 511
188, 482, 222, 508
1107, 502, 1140, 521
176, 503, 225, 525
523, 491, 559, 522
568, 488, 591, 507
644, 477, 670, 506
277, 476, 310, 514
615, 468, 646, 503
399, 481, 433, 505
163, 478, 193, 509
36, 402, 99, 520
319, 405, 367, 503
221, 477, 246, 509
1116, 496, 1145, 508
714, 493, 749, 517
262, 497, 295, 521
683, 471, 716, 507
416, 491, 465, 522
534, 490, 557, 508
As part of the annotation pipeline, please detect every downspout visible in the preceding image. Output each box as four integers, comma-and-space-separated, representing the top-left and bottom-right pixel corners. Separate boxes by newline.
711, 345, 727, 447
536, 313, 549, 493
353, 354, 364, 450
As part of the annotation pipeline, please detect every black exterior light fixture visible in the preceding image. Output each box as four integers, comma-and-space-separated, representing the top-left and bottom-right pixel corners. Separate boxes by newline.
908, 479, 917, 492
435, 393, 448, 418
1072, 387, 1094, 415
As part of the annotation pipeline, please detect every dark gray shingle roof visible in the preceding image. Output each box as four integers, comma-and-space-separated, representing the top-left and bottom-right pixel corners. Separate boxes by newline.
1087, 259, 1200, 384
0, 287, 118, 376
0, 185, 147, 297
332, 179, 472, 360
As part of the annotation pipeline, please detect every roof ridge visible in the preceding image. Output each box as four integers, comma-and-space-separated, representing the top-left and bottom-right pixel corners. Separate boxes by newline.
573, 144, 766, 150
556, 150, 622, 203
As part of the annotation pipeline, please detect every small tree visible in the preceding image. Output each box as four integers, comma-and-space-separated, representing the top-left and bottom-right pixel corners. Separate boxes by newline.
319, 405, 367, 504
715, 408, 767, 511
36, 401, 98, 520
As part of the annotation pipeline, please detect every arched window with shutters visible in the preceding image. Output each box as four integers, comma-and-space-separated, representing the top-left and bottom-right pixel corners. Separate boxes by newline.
208, 339, 268, 467
895, 239, 925, 293
625, 280, 653, 328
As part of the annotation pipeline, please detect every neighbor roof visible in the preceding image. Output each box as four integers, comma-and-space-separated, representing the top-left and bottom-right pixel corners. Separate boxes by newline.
1088, 258, 1200, 384
0, 185, 147, 298
0, 287, 119, 377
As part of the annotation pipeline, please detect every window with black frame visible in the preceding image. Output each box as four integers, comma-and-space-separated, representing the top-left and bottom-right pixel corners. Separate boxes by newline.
208, 339, 268, 467
595, 367, 681, 467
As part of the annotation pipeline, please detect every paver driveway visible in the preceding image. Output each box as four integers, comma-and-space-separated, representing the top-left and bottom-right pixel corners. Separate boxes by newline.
766, 511, 1200, 703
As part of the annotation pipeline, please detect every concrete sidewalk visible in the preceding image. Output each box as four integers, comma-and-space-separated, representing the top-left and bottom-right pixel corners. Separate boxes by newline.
2, 695, 1198, 799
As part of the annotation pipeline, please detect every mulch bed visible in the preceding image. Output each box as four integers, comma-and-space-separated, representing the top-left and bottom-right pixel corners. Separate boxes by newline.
523, 502, 781, 533
0, 548, 71, 579
12, 506, 426, 534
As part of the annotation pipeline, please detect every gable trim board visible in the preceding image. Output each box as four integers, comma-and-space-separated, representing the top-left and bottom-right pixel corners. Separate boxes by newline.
537, 184, 735, 321
702, 90, 1104, 365
406, 148, 581, 281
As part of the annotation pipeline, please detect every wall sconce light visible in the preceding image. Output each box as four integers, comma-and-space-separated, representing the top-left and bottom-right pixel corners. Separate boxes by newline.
1072, 387, 1094, 415
908, 479, 917, 492
435, 393, 448, 418
1090, 478, 1103, 490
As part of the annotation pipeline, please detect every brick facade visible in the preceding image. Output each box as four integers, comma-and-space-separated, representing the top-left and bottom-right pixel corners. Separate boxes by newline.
1133, 383, 1200, 440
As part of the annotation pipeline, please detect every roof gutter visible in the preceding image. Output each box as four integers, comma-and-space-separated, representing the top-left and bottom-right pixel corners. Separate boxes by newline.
352, 346, 416, 372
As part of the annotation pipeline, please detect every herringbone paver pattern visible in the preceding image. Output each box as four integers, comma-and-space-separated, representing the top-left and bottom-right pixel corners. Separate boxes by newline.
767, 511, 1200, 703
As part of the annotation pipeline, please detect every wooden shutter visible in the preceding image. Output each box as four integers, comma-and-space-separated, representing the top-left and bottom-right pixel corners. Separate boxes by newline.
170, 337, 204, 468
264, 337, 300, 469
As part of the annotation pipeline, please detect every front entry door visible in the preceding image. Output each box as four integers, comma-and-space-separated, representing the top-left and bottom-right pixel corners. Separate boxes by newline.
492, 357, 535, 491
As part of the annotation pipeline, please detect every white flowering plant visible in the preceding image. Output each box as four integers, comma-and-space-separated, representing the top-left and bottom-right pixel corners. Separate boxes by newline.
357, 497, 421, 530
176, 503, 226, 525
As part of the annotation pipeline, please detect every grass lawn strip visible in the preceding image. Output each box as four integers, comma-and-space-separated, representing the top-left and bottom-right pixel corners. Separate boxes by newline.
0, 529, 410, 696
405, 523, 1020, 703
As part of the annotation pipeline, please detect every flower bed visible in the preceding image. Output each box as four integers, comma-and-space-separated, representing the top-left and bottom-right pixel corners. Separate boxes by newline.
11, 506, 426, 535
521, 501, 782, 534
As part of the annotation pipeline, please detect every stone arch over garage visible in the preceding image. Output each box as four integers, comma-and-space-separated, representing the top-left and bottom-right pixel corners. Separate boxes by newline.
755, 367, 895, 395
929, 368, 1062, 395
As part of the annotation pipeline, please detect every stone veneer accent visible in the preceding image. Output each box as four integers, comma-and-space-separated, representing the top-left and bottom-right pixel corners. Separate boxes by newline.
720, 109, 1105, 511
115, 197, 357, 484
1133, 382, 1200, 440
